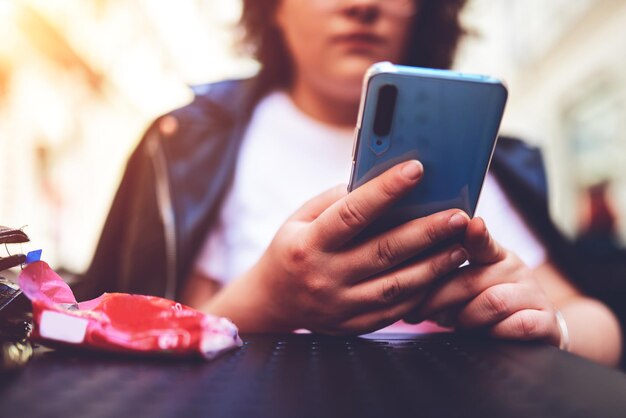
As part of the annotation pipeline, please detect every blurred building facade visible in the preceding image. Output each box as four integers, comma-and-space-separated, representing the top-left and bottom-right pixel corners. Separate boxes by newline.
457, 0, 626, 245
1, 0, 624, 273
0, 0, 253, 271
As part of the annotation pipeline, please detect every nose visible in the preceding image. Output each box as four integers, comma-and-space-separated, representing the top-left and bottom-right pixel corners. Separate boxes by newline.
340, 0, 380, 24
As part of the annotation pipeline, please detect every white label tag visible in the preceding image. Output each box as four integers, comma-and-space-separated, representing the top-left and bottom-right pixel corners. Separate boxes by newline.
39, 310, 88, 344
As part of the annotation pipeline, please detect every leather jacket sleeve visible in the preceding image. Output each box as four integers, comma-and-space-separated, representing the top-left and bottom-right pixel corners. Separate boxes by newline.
77, 79, 257, 301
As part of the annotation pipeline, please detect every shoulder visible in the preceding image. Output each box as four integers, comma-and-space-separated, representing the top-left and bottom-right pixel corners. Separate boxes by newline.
156, 78, 259, 140
492, 136, 547, 201
493, 136, 544, 174
130, 77, 260, 161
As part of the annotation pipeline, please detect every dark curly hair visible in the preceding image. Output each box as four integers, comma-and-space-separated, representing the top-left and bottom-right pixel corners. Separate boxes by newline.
239, 0, 468, 92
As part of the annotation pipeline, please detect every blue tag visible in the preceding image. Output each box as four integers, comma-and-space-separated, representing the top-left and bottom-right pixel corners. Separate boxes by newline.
26, 250, 42, 264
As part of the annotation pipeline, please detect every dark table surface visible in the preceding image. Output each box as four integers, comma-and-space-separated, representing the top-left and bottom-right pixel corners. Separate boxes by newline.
2, 333, 626, 418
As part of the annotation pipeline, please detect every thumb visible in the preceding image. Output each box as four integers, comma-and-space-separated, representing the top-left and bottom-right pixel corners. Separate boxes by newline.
464, 217, 506, 264
290, 184, 347, 222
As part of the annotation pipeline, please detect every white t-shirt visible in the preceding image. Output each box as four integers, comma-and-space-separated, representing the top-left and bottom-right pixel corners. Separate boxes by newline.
194, 91, 546, 284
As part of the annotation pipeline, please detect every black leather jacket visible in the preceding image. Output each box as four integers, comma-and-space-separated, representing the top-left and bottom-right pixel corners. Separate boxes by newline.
81, 78, 626, 338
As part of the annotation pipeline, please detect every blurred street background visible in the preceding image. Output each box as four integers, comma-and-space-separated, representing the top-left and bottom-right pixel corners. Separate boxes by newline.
1, 0, 625, 272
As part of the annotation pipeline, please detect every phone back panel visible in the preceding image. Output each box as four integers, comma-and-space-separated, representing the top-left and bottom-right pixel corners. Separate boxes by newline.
349, 64, 508, 235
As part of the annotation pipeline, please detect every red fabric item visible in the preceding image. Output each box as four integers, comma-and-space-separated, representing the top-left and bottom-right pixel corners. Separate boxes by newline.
19, 261, 242, 359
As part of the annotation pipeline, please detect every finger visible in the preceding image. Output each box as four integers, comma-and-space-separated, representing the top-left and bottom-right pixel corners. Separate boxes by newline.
489, 309, 561, 346
337, 209, 469, 281
455, 283, 548, 329
410, 256, 522, 321
331, 291, 427, 335
290, 185, 347, 222
404, 306, 428, 325
427, 307, 462, 328
464, 217, 506, 264
309, 160, 423, 251
347, 244, 468, 313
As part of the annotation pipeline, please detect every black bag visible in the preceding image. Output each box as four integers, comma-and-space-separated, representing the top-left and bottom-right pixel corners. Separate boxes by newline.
0, 226, 29, 273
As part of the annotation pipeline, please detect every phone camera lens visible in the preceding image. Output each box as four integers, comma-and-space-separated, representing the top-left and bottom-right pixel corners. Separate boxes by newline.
373, 84, 397, 137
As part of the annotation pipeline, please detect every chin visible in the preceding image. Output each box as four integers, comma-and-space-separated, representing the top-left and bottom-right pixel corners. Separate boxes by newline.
327, 76, 363, 103
339, 56, 380, 76
330, 58, 379, 98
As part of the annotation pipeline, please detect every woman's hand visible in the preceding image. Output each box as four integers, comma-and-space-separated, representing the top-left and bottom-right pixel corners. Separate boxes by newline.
243, 160, 470, 335
407, 217, 563, 347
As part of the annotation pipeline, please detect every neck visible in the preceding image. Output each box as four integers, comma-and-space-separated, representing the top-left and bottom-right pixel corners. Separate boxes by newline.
288, 77, 360, 128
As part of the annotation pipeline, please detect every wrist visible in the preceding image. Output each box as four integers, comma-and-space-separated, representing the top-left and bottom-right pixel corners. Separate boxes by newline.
203, 266, 280, 333
239, 261, 295, 333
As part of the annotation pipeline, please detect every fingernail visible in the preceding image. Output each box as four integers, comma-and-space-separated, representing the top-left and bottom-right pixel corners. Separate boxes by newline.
450, 248, 468, 265
449, 212, 469, 230
401, 160, 423, 180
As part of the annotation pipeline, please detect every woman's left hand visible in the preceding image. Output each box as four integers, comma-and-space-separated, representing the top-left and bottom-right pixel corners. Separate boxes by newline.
406, 217, 563, 347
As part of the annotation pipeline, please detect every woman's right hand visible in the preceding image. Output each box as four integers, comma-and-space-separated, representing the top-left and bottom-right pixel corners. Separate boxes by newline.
246, 160, 470, 335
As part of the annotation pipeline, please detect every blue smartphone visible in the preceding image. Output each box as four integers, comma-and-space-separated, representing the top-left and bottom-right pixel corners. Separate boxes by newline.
348, 62, 508, 236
